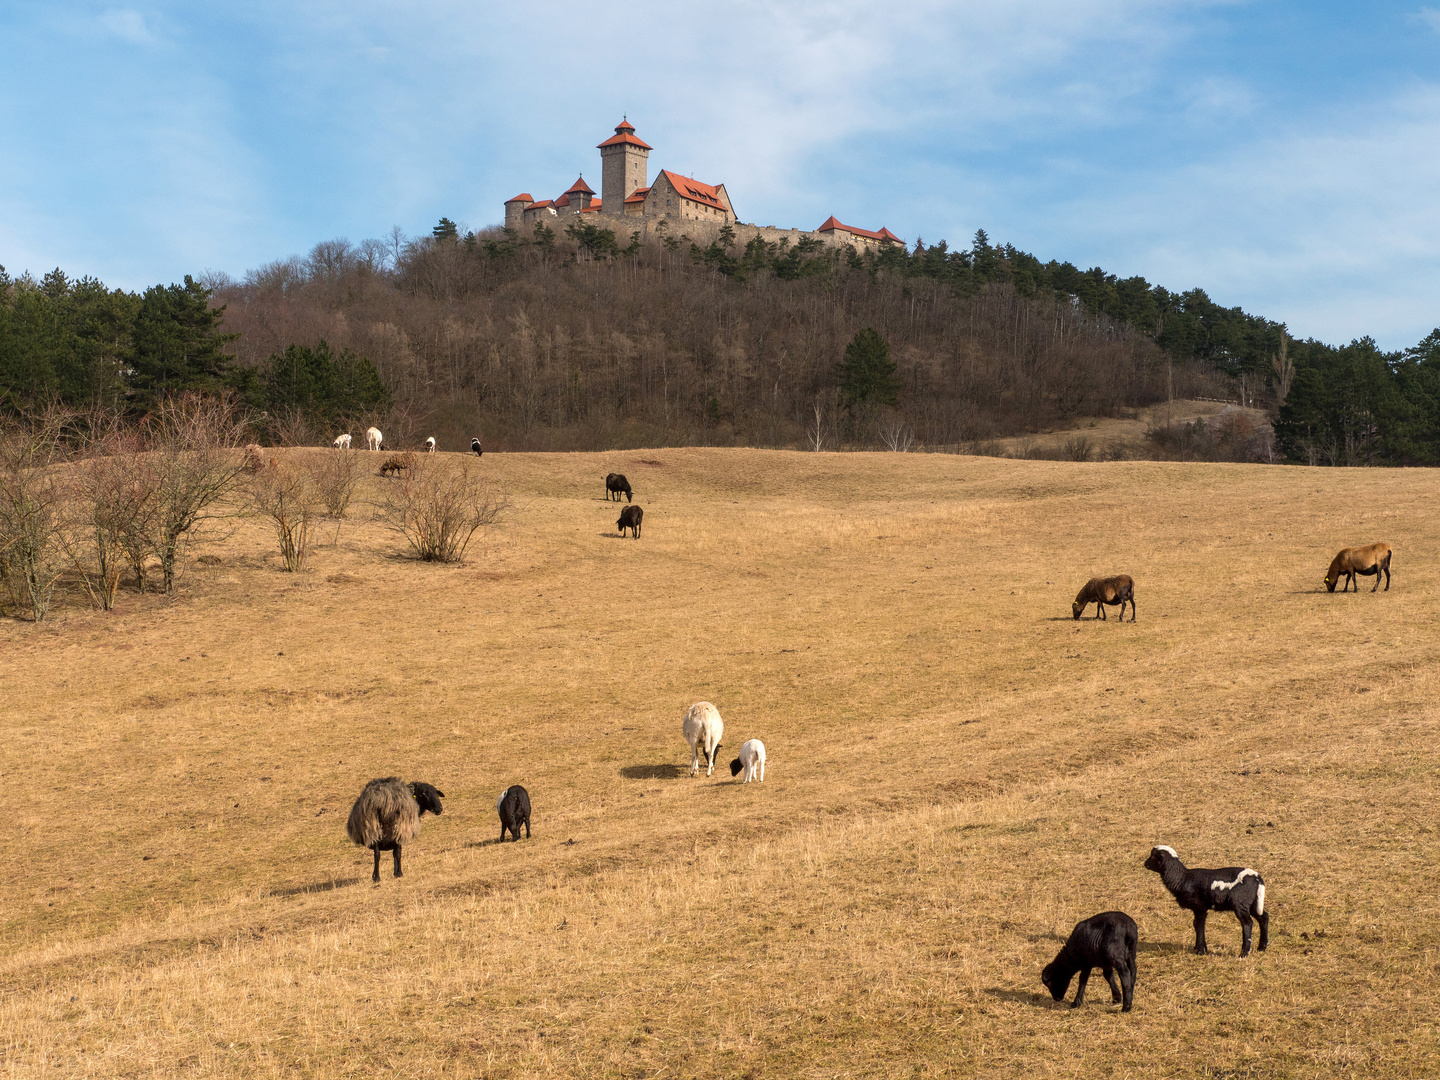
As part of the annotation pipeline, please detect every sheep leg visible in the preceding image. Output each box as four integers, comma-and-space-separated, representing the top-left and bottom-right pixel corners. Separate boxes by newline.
1103, 966, 1123, 1004
524, 818, 531, 839
1192, 909, 1209, 954
1071, 968, 1090, 1008
1371, 569, 1380, 592
392, 845, 403, 878
1383, 562, 1391, 591
371, 846, 381, 884
1238, 911, 1253, 956
1118, 960, 1134, 1012
1256, 909, 1270, 951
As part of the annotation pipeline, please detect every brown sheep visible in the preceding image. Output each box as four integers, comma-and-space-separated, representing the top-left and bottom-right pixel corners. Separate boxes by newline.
346, 777, 445, 883
379, 452, 415, 477
1325, 543, 1392, 593
1072, 575, 1136, 621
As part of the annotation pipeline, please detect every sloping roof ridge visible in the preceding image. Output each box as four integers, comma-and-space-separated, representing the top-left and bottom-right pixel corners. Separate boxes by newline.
506, 192, 535, 204
656, 169, 727, 208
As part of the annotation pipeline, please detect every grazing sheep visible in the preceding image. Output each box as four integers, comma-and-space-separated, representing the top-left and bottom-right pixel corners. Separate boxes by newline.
1041, 911, 1138, 1012
1144, 845, 1268, 956
379, 452, 415, 477
730, 739, 766, 782
424, 436, 436, 453
366, 426, 383, 451
1072, 575, 1136, 621
605, 473, 633, 502
346, 777, 445, 883
333, 433, 352, 450
683, 702, 724, 777
471, 437, 483, 457
1325, 542, 1392, 593
617, 504, 643, 538
496, 785, 531, 842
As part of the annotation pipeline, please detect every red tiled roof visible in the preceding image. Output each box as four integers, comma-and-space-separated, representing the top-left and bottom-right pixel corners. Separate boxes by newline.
506, 193, 535, 204
564, 176, 595, 195
580, 197, 603, 212
656, 170, 729, 211
554, 193, 570, 208
524, 200, 553, 212
598, 119, 653, 150
816, 217, 900, 242
624, 186, 652, 205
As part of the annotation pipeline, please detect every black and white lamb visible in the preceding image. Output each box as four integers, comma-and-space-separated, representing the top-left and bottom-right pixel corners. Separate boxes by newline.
496, 785, 531, 842
1144, 845, 1269, 956
1041, 911, 1138, 1012
346, 778, 445, 883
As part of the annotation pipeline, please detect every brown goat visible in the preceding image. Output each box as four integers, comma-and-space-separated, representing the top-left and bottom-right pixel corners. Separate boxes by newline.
1325, 543, 1391, 593
1072, 575, 1136, 621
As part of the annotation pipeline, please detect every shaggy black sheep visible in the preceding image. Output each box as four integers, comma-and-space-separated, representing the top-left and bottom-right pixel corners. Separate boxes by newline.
497, 785, 531, 842
1145, 845, 1268, 956
346, 778, 445, 883
1041, 911, 1138, 1011
617, 504, 643, 538
605, 473, 633, 502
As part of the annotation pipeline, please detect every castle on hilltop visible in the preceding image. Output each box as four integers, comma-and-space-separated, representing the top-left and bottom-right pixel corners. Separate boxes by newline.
504, 119, 903, 252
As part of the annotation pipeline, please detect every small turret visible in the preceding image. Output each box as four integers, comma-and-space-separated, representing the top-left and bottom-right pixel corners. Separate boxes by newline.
504, 193, 535, 230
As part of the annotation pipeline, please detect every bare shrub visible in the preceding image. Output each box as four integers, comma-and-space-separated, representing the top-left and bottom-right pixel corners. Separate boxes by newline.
379, 458, 508, 563
0, 418, 68, 620
312, 448, 366, 518
1063, 435, 1094, 462
145, 394, 250, 593
66, 447, 157, 610
248, 458, 321, 572
242, 444, 266, 473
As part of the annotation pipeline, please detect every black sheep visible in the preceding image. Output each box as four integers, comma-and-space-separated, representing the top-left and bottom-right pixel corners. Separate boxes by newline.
605, 472, 633, 502
496, 785, 531, 842
617, 504, 643, 538
471, 437, 483, 457
1041, 911, 1138, 1011
1145, 845, 1269, 956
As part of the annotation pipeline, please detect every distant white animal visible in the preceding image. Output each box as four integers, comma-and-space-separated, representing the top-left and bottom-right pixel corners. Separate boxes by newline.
366, 427, 383, 451
333, 433, 352, 450
730, 739, 766, 783
424, 436, 436, 453
682, 701, 724, 778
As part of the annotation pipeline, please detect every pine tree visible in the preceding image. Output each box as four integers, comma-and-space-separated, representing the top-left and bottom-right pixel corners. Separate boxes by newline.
837, 328, 900, 410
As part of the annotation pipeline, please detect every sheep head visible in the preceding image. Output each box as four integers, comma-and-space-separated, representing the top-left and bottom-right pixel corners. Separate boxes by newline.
1040, 959, 1071, 1001
1071, 601, 1084, 620
409, 782, 446, 817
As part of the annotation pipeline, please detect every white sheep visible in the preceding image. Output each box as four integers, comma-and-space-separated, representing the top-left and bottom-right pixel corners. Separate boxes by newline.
729, 739, 766, 782
333, 433, 352, 449
683, 701, 725, 777
366, 426, 383, 451
424, 436, 437, 453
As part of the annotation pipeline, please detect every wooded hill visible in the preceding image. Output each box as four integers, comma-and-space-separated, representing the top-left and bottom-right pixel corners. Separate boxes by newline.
4, 225, 1438, 463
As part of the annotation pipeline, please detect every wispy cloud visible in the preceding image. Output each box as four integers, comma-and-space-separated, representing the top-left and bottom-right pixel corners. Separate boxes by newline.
1417, 7, 1440, 33
99, 9, 158, 46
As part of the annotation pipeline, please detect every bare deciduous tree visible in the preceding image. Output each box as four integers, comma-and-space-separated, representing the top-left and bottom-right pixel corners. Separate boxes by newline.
0, 415, 68, 620
145, 394, 250, 593
877, 410, 915, 452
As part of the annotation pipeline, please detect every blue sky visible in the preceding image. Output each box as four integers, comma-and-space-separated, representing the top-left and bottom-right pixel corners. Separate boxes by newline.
2, 1, 1437, 349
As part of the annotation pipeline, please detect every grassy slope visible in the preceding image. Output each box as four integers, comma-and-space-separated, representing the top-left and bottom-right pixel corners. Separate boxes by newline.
2, 448, 1437, 1078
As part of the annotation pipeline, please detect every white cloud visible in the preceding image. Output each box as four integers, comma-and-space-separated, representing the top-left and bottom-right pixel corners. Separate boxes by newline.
1417, 7, 1440, 33
99, 9, 157, 46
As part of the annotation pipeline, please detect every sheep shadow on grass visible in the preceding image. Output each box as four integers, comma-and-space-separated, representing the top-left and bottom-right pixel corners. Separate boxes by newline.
983, 987, 1056, 1009
267, 877, 361, 898
620, 763, 686, 779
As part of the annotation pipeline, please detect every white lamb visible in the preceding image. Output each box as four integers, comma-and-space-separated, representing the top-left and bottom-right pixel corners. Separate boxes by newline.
682, 702, 724, 777
424, 436, 436, 453
729, 739, 766, 783
333, 433, 352, 449
366, 426, 383, 451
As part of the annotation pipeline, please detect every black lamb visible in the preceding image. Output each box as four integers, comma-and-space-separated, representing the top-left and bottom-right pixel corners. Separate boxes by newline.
1041, 911, 1138, 1011
617, 504, 643, 538
496, 785, 531, 842
1145, 845, 1269, 956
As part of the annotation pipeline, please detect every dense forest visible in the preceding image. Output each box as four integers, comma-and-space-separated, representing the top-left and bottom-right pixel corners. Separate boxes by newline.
2, 223, 1437, 463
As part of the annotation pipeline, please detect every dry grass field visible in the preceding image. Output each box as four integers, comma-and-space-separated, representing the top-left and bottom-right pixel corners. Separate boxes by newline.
2, 447, 1438, 1078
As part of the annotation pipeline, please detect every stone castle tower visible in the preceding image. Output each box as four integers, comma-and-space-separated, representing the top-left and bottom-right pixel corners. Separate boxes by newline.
598, 118, 651, 218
